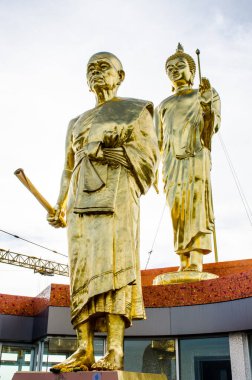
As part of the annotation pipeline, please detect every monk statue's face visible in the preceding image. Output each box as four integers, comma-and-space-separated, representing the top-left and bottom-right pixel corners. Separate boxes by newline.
87, 54, 124, 94
166, 57, 192, 87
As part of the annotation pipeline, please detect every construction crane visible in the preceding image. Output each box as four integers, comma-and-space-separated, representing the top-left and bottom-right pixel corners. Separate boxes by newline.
0, 248, 69, 277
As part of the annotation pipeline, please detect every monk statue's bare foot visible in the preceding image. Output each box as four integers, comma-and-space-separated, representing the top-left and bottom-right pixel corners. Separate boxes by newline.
50, 347, 95, 373
91, 350, 123, 371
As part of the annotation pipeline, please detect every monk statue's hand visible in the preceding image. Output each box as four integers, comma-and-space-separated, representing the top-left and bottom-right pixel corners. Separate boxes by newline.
47, 204, 66, 228
103, 126, 125, 148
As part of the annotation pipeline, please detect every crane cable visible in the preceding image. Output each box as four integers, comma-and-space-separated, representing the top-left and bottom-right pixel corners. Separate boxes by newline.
145, 202, 167, 270
0, 229, 68, 258
218, 132, 252, 226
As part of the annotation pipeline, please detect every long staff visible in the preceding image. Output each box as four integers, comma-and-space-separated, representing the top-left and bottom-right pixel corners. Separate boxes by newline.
14, 168, 66, 227
196, 49, 218, 263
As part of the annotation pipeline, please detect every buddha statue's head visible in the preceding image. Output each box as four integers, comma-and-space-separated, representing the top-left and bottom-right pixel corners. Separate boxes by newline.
86, 52, 125, 94
165, 44, 196, 89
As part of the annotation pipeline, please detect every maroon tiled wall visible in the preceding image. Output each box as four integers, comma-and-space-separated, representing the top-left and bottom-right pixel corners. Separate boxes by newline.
0, 294, 35, 316
141, 259, 252, 286
143, 269, 252, 307
49, 284, 70, 307
1, 259, 252, 316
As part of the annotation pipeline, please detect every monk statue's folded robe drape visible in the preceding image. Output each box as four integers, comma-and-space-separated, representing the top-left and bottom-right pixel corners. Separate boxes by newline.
66, 97, 159, 330
155, 89, 221, 255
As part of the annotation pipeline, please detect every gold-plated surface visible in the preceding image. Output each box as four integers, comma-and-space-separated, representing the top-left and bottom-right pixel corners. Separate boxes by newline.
153, 271, 218, 285
47, 52, 159, 372
117, 372, 167, 380
151, 339, 175, 353
155, 44, 221, 277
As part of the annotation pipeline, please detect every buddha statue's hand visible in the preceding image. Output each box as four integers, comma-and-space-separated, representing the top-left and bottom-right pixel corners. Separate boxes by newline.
47, 204, 66, 228
199, 77, 212, 117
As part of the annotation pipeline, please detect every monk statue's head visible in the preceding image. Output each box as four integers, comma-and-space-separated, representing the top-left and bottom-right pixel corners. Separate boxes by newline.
87, 52, 125, 94
165, 43, 196, 89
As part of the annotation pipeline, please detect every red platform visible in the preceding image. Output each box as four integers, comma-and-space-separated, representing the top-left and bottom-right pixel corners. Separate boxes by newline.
12, 371, 167, 380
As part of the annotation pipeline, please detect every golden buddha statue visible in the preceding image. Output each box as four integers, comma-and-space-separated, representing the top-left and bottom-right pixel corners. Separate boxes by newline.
47, 52, 159, 372
155, 44, 221, 275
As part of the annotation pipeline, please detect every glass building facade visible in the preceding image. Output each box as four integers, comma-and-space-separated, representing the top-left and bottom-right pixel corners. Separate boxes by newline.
0, 344, 35, 380
179, 336, 231, 380
0, 335, 237, 380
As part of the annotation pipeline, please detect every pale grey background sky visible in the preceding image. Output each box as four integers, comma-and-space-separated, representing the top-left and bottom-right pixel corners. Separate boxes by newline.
0, 0, 252, 296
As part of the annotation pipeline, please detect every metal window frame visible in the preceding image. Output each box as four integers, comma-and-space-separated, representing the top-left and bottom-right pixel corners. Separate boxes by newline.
0, 342, 37, 372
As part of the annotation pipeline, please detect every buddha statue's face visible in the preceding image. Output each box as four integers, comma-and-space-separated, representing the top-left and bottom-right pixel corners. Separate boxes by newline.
87, 54, 124, 93
166, 57, 192, 87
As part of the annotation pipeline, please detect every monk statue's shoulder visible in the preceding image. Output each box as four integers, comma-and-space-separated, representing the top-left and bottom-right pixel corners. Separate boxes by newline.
66, 115, 80, 133
116, 97, 154, 116
69, 108, 97, 128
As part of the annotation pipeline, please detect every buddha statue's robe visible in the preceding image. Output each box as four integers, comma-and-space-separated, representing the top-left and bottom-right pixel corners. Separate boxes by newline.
155, 88, 221, 254
65, 97, 159, 330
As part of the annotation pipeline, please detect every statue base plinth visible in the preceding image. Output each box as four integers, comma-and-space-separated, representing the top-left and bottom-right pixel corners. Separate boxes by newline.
12, 371, 167, 380
153, 271, 218, 285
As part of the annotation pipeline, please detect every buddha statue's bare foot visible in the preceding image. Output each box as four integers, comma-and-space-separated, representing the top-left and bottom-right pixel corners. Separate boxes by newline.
177, 254, 190, 272
50, 347, 95, 373
184, 264, 202, 272
185, 252, 203, 272
177, 265, 187, 272
91, 350, 123, 371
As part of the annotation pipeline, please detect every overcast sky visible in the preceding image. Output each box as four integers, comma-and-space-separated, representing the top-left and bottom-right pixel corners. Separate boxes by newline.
0, 0, 252, 296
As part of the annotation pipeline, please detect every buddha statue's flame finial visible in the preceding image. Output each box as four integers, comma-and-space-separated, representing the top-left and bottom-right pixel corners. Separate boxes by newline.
176, 43, 184, 53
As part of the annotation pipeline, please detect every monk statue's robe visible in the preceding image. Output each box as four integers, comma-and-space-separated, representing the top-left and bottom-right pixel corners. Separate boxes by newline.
66, 97, 159, 330
155, 88, 221, 255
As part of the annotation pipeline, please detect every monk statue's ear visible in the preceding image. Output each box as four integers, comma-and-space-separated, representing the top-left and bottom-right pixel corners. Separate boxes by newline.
118, 70, 125, 85
86, 79, 93, 92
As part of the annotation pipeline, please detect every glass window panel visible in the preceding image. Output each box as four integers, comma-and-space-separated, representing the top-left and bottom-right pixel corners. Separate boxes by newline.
124, 339, 152, 372
21, 365, 30, 371
94, 338, 104, 357
42, 366, 50, 372
179, 336, 231, 380
0, 345, 34, 380
24, 354, 31, 362
1, 353, 18, 361
48, 338, 77, 353
42, 354, 48, 362
41, 337, 105, 371
47, 354, 67, 362
124, 338, 176, 380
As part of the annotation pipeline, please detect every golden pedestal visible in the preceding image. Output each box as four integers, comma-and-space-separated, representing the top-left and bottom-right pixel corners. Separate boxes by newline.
12, 371, 167, 380
153, 271, 218, 285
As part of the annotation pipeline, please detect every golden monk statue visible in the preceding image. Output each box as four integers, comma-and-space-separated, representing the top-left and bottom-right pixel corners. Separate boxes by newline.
155, 44, 221, 274
47, 52, 159, 372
